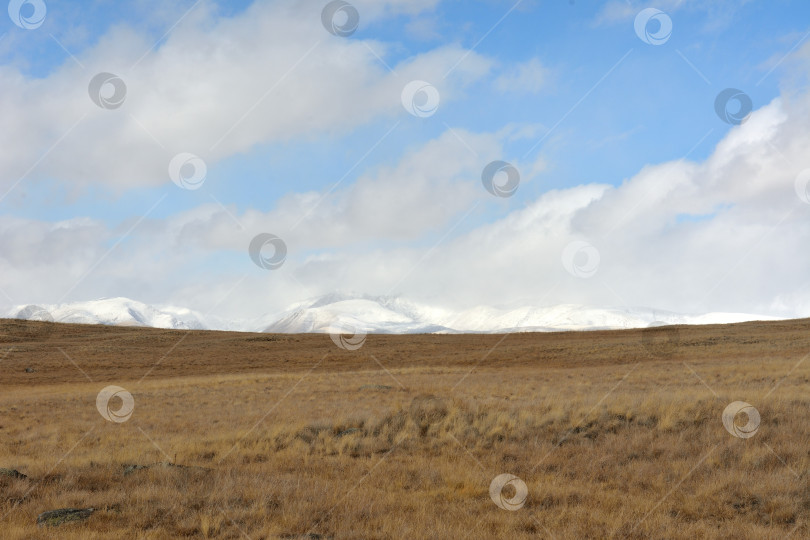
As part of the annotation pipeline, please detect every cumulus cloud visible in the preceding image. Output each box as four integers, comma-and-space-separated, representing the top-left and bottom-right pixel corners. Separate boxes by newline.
171, 128, 510, 251
266, 89, 810, 318
0, 0, 490, 197
0, 125, 520, 315
4, 86, 810, 321
413, 97, 810, 316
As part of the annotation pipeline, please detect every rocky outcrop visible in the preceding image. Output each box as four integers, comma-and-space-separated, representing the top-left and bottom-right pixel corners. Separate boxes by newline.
36, 508, 95, 527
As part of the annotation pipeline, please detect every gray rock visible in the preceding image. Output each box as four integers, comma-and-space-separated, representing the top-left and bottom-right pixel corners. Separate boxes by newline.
123, 462, 210, 476
122, 464, 149, 476
0, 468, 27, 479
37, 508, 95, 527
156, 462, 210, 473
359, 384, 392, 391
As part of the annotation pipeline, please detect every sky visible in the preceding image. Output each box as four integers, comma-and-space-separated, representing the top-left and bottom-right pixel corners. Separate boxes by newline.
1, 0, 810, 321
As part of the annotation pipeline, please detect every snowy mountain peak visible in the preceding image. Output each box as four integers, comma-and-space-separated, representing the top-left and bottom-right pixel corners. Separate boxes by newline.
4, 294, 780, 334
7, 297, 208, 331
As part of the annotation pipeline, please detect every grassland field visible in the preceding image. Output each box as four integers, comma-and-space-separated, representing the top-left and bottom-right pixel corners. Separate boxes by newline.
0, 318, 808, 539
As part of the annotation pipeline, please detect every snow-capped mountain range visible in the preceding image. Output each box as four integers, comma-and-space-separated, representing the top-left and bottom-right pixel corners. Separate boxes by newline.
2, 294, 782, 334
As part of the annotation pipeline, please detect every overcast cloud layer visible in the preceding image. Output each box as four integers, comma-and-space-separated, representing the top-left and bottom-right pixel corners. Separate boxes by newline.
2, 0, 810, 324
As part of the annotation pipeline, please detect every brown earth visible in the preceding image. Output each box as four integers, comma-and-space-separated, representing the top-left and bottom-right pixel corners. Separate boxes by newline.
0, 318, 808, 538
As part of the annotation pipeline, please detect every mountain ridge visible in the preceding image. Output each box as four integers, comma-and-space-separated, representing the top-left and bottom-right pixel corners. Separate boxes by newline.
4, 295, 781, 334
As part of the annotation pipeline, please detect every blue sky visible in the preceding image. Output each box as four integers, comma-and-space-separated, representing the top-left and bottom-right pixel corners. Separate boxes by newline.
1, 0, 810, 321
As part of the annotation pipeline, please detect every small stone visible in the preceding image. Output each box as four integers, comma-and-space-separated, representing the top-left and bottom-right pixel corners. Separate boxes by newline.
123, 462, 211, 476
0, 468, 27, 479
36, 508, 95, 527
123, 464, 148, 476
358, 384, 392, 391
24, 367, 35, 373
153, 461, 211, 473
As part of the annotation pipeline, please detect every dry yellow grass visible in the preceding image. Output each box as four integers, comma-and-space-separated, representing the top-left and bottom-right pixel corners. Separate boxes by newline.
0, 319, 808, 538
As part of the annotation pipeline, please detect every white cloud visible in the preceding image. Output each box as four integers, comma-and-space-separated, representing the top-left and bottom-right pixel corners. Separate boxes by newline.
405, 16, 442, 42
593, 0, 756, 28
0, 0, 490, 196
494, 58, 548, 95
269, 91, 810, 318
592, 1, 638, 26
5, 88, 810, 321
351, 0, 440, 17
179, 128, 509, 251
